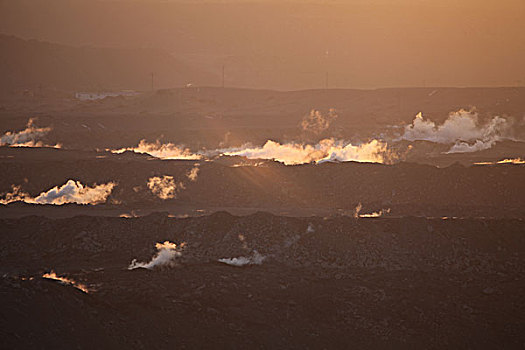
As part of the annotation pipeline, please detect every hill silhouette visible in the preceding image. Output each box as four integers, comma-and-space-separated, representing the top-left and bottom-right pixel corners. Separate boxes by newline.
0, 35, 216, 93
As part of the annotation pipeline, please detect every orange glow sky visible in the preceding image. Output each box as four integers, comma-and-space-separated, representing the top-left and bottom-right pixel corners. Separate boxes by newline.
1, 0, 524, 89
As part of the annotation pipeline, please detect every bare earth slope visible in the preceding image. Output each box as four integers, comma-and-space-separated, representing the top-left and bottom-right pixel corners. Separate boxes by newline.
0, 35, 216, 92
0, 147, 524, 219
1, 213, 524, 349
1, 85, 524, 348
2, 87, 524, 153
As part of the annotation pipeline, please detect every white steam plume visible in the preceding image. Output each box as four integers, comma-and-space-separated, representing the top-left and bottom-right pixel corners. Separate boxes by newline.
218, 250, 265, 267
301, 108, 338, 134
224, 139, 390, 165
0, 186, 32, 205
447, 140, 495, 153
33, 180, 115, 205
401, 109, 514, 153
353, 202, 362, 218
0, 118, 60, 148
187, 164, 200, 182
0, 180, 115, 205
306, 223, 315, 233
109, 138, 393, 165
147, 176, 184, 200
128, 241, 185, 270
111, 139, 201, 160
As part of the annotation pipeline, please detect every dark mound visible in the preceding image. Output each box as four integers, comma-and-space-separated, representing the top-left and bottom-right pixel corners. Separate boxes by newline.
1, 214, 524, 348
1, 148, 524, 219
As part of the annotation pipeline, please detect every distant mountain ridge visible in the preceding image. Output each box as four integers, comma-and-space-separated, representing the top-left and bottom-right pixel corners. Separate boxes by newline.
0, 35, 217, 92
1, 0, 524, 90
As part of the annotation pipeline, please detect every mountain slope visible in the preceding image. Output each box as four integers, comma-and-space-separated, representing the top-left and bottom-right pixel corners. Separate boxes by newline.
0, 35, 217, 92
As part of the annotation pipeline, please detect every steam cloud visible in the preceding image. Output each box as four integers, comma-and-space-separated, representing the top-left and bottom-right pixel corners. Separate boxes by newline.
111, 139, 201, 160
109, 137, 392, 165
218, 250, 265, 267
107, 106, 392, 165
147, 176, 185, 200
128, 241, 185, 270
0, 180, 115, 205
224, 139, 390, 165
0, 118, 60, 148
147, 164, 199, 200
353, 202, 363, 218
187, 165, 200, 182
301, 109, 338, 135
306, 223, 315, 233
401, 109, 514, 153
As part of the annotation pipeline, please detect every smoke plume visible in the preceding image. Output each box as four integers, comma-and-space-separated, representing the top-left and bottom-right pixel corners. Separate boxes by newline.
301, 108, 338, 135
0, 180, 115, 205
147, 176, 184, 200
110, 137, 393, 165
187, 164, 200, 182
0, 185, 31, 205
224, 139, 390, 165
218, 250, 265, 267
306, 223, 315, 233
401, 109, 514, 153
111, 139, 201, 160
0, 118, 60, 148
353, 202, 362, 218
128, 241, 185, 270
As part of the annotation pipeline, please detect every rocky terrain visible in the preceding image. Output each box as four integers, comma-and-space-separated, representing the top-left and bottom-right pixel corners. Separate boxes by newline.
1, 213, 524, 348
2, 87, 525, 151
1, 146, 524, 219
1, 87, 524, 349
2, 0, 525, 347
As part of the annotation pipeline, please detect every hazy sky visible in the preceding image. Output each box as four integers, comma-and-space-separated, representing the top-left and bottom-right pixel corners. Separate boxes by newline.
1, 0, 524, 89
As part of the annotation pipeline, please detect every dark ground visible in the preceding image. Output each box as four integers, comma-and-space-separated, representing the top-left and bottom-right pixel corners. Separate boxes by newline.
1, 87, 525, 349
1, 213, 525, 349
1, 146, 524, 219
2, 87, 525, 151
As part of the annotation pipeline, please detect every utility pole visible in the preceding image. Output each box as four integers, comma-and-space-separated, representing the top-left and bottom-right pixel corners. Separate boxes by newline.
324, 49, 329, 89
222, 65, 225, 88
150, 72, 155, 91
